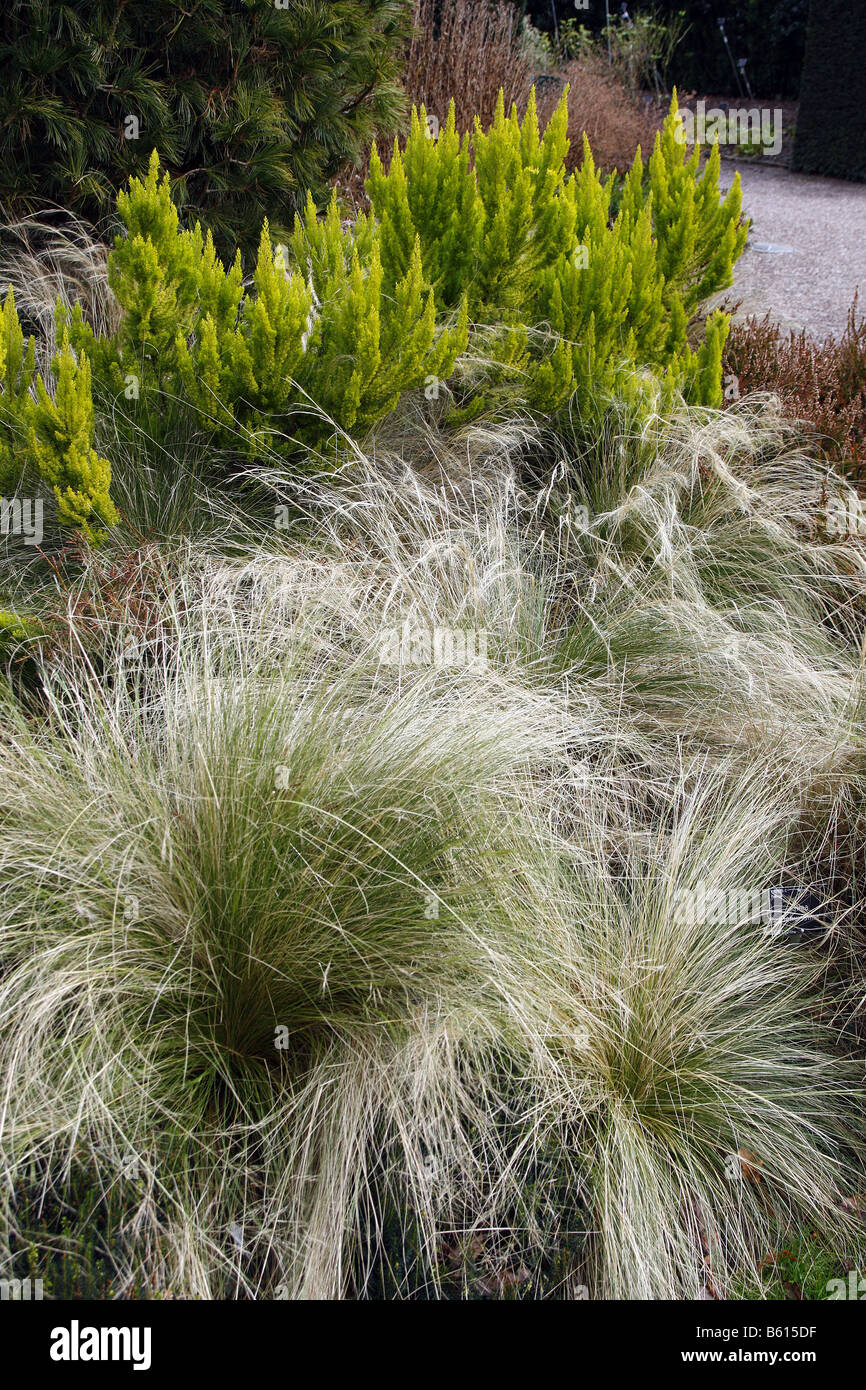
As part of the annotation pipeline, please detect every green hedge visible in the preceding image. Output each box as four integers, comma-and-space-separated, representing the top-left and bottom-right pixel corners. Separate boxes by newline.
792, 0, 866, 181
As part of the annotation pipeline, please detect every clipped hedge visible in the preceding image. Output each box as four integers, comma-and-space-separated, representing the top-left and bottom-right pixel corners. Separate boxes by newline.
792, 0, 866, 181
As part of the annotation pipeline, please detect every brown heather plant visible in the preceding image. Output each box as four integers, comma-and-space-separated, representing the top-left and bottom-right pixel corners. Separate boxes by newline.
553, 58, 661, 177
724, 296, 866, 487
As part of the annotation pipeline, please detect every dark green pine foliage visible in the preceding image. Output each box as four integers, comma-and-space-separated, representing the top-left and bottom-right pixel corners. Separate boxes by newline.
792, 0, 866, 181
0, 0, 413, 259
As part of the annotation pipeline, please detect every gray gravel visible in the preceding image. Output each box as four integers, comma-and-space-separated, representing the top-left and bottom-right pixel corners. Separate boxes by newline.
712, 160, 866, 340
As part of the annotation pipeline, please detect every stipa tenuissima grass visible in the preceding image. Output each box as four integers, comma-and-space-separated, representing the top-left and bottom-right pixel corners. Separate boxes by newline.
1, 390, 865, 1298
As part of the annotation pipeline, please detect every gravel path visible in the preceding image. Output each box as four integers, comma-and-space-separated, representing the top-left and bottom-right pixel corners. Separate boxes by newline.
714, 160, 866, 340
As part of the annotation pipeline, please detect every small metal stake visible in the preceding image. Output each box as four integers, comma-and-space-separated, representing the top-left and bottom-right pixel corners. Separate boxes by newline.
718, 17, 746, 99
737, 56, 755, 102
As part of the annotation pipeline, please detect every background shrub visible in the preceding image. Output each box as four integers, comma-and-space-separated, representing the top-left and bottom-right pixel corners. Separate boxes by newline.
554, 58, 660, 178
0, 0, 413, 260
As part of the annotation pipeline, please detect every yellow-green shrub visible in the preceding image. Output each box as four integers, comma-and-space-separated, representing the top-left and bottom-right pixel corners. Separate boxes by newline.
0, 290, 115, 540
367, 89, 747, 412
67, 150, 468, 457
62, 88, 747, 494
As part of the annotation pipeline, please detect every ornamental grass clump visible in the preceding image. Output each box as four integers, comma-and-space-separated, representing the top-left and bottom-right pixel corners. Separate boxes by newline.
1, 396, 865, 1297
0, 555, 582, 1298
